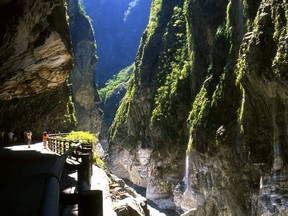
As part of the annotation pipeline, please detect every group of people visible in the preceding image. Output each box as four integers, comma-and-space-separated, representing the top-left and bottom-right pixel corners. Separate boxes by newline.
0, 130, 23, 144
0, 129, 49, 149
26, 130, 49, 149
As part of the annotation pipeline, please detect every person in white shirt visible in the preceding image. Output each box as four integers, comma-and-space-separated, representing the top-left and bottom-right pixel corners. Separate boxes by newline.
8, 131, 14, 143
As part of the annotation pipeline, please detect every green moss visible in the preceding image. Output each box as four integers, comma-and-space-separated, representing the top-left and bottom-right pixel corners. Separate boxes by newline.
270, 3, 288, 77
66, 130, 97, 143
211, 72, 225, 107
109, 73, 137, 142
93, 153, 105, 168
187, 76, 211, 152
64, 2, 69, 22
146, 0, 163, 38
65, 131, 105, 167
99, 64, 134, 103
64, 95, 77, 126
236, 39, 250, 85
243, 0, 261, 31
225, 0, 233, 37
150, 5, 189, 128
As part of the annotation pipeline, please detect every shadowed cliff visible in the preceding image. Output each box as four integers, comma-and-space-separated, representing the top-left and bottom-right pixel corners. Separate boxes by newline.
67, 0, 102, 134
0, 0, 74, 135
0, 0, 101, 137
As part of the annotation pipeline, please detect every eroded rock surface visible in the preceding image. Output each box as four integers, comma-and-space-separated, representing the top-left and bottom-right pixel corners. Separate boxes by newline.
108, 0, 288, 215
0, 0, 73, 133
0, 0, 72, 101
67, 0, 102, 134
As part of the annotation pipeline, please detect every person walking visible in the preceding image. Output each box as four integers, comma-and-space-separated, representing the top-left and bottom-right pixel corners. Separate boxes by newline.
27, 130, 32, 148
8, 131, 14, 144
42, 131, 49, 149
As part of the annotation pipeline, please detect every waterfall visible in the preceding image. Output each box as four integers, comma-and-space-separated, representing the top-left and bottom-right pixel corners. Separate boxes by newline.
184, 136, 192, 190
184, 155, 189, 189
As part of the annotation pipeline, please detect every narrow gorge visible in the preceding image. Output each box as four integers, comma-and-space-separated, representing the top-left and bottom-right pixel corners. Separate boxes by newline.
0, 0, 288, 216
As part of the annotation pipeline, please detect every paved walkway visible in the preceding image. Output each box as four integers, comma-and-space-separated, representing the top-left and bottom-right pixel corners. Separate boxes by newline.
0, 142, 60, 216
0, 142, 174, 216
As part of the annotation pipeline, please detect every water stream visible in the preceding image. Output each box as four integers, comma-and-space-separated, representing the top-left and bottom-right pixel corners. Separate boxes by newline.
184, 136, 193, 190
184, 154, 189, 190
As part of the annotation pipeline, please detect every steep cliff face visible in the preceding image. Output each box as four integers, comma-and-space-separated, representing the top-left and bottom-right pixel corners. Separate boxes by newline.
98, 64, 133, 141
237, 1, 288, 215
0, 0, 74, 135
67, 0, 102, 134
109, 0, 288, 215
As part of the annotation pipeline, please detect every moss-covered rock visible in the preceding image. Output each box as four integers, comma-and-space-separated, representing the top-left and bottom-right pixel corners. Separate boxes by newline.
109, 0, 288, 214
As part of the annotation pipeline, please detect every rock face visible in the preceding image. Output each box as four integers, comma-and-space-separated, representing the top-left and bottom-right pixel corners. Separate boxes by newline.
108, 0, 288, 215
0, 1, 72, 100
99, 64, 133, 141
0, 0, 102, 136
0, 0, 74, 135
67, 0, 102, 134
237, 1, 288, 215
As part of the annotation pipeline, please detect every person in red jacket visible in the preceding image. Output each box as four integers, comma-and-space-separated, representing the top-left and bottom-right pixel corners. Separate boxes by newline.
42, 131, 49, 149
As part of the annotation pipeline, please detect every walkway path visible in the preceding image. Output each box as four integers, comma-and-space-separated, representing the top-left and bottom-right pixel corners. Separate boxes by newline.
0, 142, 174, 216
0, 142, 59, 216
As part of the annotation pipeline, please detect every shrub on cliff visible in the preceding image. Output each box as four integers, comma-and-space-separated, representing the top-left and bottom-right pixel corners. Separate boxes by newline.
98, 64, 134, 103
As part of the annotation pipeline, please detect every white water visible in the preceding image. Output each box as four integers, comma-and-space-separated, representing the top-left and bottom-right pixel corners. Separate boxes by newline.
184, 155, 189, 189
184, 136, 192, 190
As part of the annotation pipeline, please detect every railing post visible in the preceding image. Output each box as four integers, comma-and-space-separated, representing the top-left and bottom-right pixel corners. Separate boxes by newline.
78, 190, 103, 216
42, 134, 103, 216
78, 143, 92, 190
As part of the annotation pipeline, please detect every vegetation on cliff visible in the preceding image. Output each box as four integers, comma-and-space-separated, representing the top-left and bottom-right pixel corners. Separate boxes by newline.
108, 0, 288, 214
65, 131, 105, 167
82, 0, 151, 87
99, 64, 134, 104
110, 0, 192, 148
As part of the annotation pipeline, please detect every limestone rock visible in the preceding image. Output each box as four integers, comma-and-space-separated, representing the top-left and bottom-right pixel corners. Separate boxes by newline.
67, 0, 102, 134
108, 146, 152, 188
109, 174, 150, 216
0, 0, 74, 134
0, 0, 72, 101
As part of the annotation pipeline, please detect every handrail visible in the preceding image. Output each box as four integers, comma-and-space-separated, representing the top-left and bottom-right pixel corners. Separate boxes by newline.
40, 134, 103, 216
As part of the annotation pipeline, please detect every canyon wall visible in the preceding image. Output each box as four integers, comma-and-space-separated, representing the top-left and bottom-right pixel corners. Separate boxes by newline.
0, 0, 74, 136
108, 0, 288, 215
0, 0, 101, 137
67, 0, 102, 134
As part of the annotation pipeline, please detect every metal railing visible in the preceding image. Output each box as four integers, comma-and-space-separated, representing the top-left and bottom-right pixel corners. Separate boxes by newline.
40, 134, 103, 216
